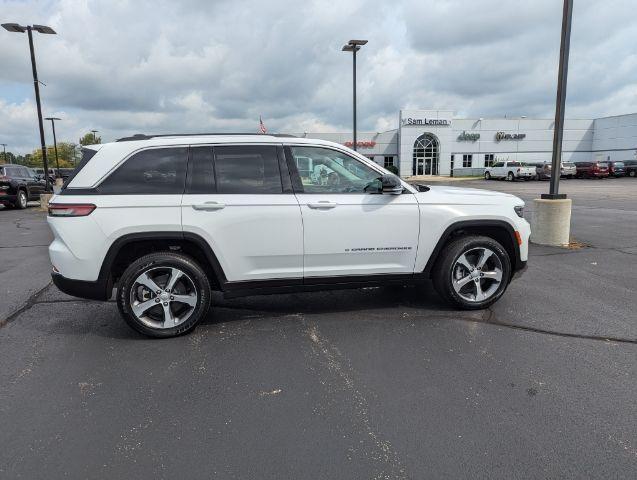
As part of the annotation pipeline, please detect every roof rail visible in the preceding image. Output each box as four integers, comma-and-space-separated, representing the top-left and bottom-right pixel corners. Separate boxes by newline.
116, 133, 297, 142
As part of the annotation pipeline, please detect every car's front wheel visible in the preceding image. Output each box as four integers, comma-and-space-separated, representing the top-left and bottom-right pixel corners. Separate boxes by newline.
433, 235, 511, 310
484, 171, 491, 180
16, 190, 28, 209
507, 172, 515, 181
116, 252, 211, 338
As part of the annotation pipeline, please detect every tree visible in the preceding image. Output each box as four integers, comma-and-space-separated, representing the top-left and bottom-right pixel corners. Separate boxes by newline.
80, 132, 101, 146
27, 142, 78, 169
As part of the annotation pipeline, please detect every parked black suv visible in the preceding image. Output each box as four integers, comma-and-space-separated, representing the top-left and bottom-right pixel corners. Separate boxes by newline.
624, 160, 637, 177
0, 164, 45, 209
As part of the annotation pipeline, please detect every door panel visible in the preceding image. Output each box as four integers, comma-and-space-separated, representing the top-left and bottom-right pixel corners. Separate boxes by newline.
287, 145, 420, 278
181, 145, 303, 282
296, 193, 420, 277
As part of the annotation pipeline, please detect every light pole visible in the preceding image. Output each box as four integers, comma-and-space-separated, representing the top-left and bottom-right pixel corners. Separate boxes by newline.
91, 130, 99, 144
0, 144, 6, 163
342, 39, 367, 152
543, 0, 573, 200
2, 23, 57, 192
45, 117, 61, 178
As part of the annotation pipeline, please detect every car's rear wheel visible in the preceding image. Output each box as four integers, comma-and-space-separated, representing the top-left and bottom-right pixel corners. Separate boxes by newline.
629, 170, 636, 177
116, 252, 211, 338
484, 171, 491, 180
433, 235, 511, 310
16, 190, 27, 209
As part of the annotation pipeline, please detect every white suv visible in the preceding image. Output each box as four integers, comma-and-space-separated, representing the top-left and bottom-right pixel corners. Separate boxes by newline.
48, 134, 530, 337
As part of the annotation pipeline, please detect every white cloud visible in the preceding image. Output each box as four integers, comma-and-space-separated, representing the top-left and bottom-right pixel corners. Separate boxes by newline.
1, 0, 636, 154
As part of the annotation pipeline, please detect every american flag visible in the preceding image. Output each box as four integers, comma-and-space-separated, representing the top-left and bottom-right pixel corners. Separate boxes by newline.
259, 116, 267, 134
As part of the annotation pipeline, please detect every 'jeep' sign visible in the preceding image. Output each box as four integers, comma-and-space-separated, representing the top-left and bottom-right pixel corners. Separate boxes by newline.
401, 117, 451, 127
458, 131, 480, 141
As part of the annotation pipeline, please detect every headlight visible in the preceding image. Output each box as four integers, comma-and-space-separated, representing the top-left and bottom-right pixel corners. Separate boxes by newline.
514, 205, 524, 218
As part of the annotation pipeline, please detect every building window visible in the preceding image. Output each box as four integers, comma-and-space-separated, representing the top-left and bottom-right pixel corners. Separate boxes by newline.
462, 154, 473, 168
384, 156, 394, 168
484, 154, 495, 167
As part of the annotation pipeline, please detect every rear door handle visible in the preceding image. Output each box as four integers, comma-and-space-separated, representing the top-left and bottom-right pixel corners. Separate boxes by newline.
307, 201, 337, 209
192, 201, 225, 211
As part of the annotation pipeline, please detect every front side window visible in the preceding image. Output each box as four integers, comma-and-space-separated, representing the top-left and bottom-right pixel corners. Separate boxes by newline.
290, 146, 381, 193
214, 145, 282, 194
99, 147, 187, 194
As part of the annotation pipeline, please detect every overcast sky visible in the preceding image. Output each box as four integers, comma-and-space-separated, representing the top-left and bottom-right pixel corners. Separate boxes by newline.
1, 0, 637, 153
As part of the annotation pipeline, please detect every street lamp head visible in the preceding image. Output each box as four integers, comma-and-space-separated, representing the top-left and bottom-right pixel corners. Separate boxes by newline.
342, 44, 360, 52
45, 117, 61, 121
32, 25, 56, 34
348, 39, 368, 46
2, 23, 27, 33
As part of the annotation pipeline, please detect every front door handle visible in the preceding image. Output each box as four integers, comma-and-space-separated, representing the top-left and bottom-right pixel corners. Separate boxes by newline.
307, 201, 337, 209
192, 201, 225, 211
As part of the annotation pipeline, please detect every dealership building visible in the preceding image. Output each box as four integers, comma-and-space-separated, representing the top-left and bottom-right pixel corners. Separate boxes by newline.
294, 109, 637, 177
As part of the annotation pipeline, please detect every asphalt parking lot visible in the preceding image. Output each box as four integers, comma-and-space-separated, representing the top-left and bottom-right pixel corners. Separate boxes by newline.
1, 179, 636, 479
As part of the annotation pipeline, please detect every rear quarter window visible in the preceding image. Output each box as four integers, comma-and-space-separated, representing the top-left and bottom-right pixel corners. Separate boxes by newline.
98, 147, 188, 194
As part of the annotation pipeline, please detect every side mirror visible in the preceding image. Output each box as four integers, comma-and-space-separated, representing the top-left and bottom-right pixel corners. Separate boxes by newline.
380, 174, 403, 195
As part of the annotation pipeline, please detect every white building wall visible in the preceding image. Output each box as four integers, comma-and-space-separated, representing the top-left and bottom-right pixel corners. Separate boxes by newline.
298, 110, 637, 177
592, 113, 637, 163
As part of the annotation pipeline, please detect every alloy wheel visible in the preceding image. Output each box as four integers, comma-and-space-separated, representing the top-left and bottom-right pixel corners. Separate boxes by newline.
129, 266, 198, 329
451, 247, 503, 303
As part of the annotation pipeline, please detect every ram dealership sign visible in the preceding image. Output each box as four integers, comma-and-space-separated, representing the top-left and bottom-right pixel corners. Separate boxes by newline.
495, 131, 526, 141
401, 117, 451, 127
457, 131, 480, 141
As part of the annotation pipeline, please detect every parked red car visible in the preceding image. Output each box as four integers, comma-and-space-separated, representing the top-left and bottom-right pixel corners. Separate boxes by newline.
574, 161, 610, 178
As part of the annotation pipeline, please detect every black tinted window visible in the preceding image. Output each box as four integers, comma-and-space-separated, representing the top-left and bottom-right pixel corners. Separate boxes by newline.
214, 145, 282, 194
187, 146, 215, 194
99, 147, 187, 194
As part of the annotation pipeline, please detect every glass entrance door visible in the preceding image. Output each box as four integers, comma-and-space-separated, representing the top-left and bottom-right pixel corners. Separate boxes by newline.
412, 133, 439, 175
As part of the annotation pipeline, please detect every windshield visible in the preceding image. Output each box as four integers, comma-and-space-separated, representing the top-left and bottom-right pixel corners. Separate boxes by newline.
614, 162, 624, 167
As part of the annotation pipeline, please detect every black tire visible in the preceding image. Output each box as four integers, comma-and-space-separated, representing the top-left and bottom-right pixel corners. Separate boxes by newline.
629, 170, 636, 177
15, 190, 27, 209
507, 172, 515, 182
432, 235, 512, 310
116, 252, 211, 338
484, 171, 491, 180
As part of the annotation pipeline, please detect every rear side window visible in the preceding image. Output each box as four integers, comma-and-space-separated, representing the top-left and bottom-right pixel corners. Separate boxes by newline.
213, 145, 282, 194
99, 147, 187, 194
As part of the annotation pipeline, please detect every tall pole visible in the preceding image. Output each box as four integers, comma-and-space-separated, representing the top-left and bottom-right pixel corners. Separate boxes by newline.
352, 47, 357, 152
27, 26, 50, 192
543, 0, 573, 200
1, 144, 6, 163
50, 119, 60, 176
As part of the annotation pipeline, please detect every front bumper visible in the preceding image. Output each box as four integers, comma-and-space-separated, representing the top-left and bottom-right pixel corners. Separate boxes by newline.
512, 261, 528, 280
51, 271, 111, 301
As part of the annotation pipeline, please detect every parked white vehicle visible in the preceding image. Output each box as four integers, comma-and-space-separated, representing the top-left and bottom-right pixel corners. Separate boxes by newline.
484, 161, 536, 181
48, 134, 530, 337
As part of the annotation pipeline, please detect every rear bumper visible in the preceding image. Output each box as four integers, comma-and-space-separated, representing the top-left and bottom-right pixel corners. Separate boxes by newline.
51, 272, 111, 301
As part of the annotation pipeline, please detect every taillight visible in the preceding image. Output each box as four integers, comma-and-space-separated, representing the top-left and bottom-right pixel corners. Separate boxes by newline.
0, 175, 8, 181
48, 203, 96, 217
